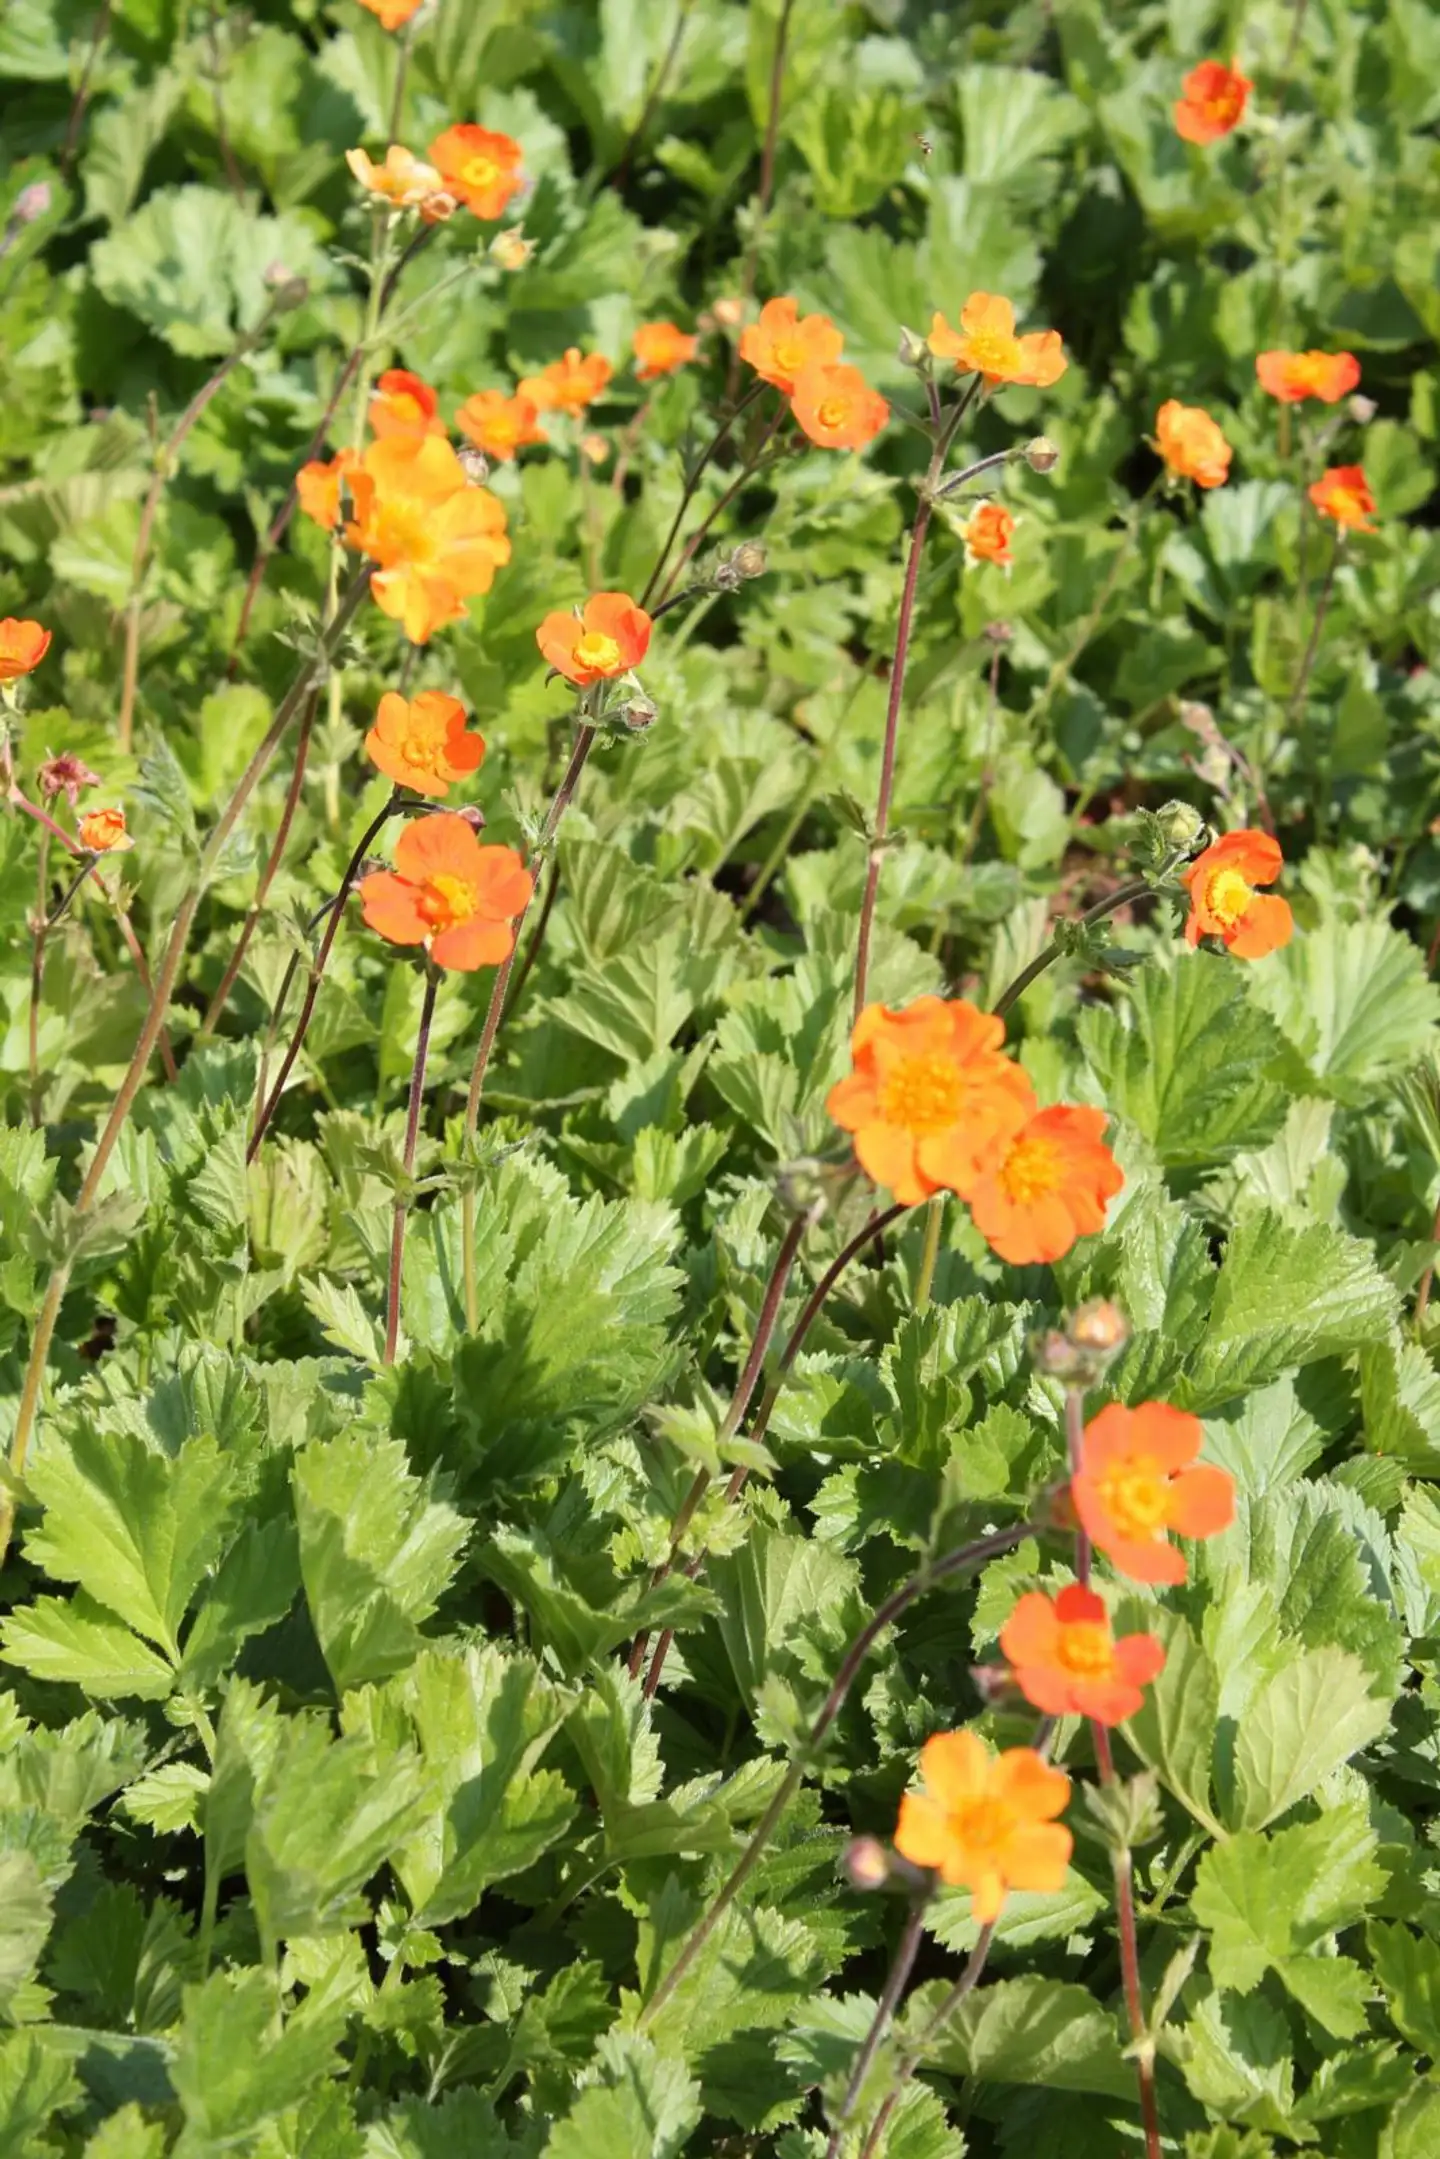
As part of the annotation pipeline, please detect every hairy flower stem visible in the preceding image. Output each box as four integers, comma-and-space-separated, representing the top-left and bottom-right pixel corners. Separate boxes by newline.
197, 691, 318, 1041
1028, 476, 1161, 736
384, 970, 438, 1365
28, 830, 50, 1127
1297, 529, 1343, 833
852, 497, 931, 1024
460, 721, 597, 1330
855, 1923, 996, 2159
640, 383, 767, 610
725, 0, 796, 405
653, 407, 789, 608
914, 1193, 945, 1309
824, 1893, 932, 2159
990, 877, 1156, 1021
611, 0, 696, 184
3, 570, 373, 1556
638, 1519, 1032, 2025
60, 0, 113, 175
247, 784, 402, 1161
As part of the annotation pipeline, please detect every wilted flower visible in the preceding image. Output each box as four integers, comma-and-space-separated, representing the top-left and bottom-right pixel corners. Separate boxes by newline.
1173, 59, 1251, 145
1180, 828, 1293, 958
363, 690, 485, 796
893, 1732, 1072, 1921
358, 814, 533, 970
38, 751, 102, 807
536, 591, 652, 685
11, 181, 52, 226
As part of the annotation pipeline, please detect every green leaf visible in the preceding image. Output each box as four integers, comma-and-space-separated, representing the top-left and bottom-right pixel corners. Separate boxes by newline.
90, 185, 327, 358
1180, 1990, 1296, 2138
1119, 1606, 1223, 1833
170, 1968, 344, 2156
1383, 2082, 1440, 2159
1251, 910, 1440, 1106
1227, 1646, 1393, 1830
0, 2032, 81, 2156
1359, 1340, 1440, 1474
0, 1593, 177, 1700
0, 1852, 52, 2018
1369, 1923, 1440, 2054
707, 1524, 860, 1702
541, 2031, 701, 2159
920, 1974, 1131, 2096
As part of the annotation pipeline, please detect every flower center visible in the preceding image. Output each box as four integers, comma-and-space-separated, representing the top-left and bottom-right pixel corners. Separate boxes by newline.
1204, 865, 1253, 928
879, 1052, 964, 1136
964, 329, 1020, 376
1096, 1458, 1169, 1540
817, 395, 851, 431
773, 337, 807, 377
462, 154, 500, 191
575, 630, 622, 674
1056, 1621, 1115, 1678
418, 871, 476, 932
950, 1797, 1010, 1859
370, 499, 434, 565
998, 1133, 1062, 1205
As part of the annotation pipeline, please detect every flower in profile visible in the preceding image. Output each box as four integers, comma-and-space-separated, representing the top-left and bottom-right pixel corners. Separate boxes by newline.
893, 1731, 1072, 1921
1180, 828, 1293, 959
790, 363, 890, 451
455, 388, 546, 462
0, 618, 52, 683
1255, 350, 1361, 405
519, 348, 613, 418
960, 502, 1014, 567
1174, 59, 1252, 145
364, 690, 485, 797
369, 368, 446, 441
927, 294, 1066, 390
428, 125, 525, 221
357, 0, 425, 26
1000, 1586, 1166, 1725
345, 145, 454, 220
345, 437, 511, 643
961, 1105, 1123, 1266
1155, 399, 1232, 489
359, 814, 533, 971
77, 806, 132, 854
827, 997, 1037, 1209
536, 591, 652, 685
633, 320, 699, 380
1072, 1401, 1234, 1585
296, 449, 360, 532
1309, 463, 1377, 533
739, 295, 844, 394
38, 751, 101, 807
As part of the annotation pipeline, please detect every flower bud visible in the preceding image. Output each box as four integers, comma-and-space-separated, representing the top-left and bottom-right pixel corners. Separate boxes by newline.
266, 274, 310, 314
1023, 436, 1060, 474
712, 295, 743, 329
897, 325, 930, 371
454, 804, 487, 832
457, 446, 490, 485
712, 561, 742, 591
983, 619, 1013, 646
619, 693, 657, 734
841, 1837, 891, 1891
1153, 797, 1207, 851
1177, 699, 1217, 739
731, 542, 768, 581
1347, 393, 1377, 425
1067, 1298, 1129, 1359
580, 432, 609, 465
12, 182, 52, 226
490, 229, 534, 271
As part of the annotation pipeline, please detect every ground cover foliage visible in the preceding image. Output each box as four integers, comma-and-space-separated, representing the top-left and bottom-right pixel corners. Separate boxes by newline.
3, 0, 1440, 2154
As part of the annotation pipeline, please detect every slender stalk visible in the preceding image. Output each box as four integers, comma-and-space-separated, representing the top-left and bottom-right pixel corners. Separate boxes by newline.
725, 0, 797, 403
1092, 1719, 1163, 2159
990, 877, 1155, 1020
387, 17, 415, 139
653, 408, 789, 608
612, 0, 696, 185
855, 1925, 996, 2159
247, 783, 401, 1161
638, 1518, 1033, 2025
1028, 476, 1161, 734
204, 1, 246, 198
60, 0, 114, 174
1297, 529, 1342, 834
914, 1194, 944, 1311
640, 384, 767, 610
824, 1895, 932, 2159
384, 971, 438, 1365
28, 830, 50, 1127
1066, 1386, 1091, 1585
853, 498, 932, 1022
500, 859, 560, 1026
197, 692, 318, 1040
1414, 1196, 1440, 1331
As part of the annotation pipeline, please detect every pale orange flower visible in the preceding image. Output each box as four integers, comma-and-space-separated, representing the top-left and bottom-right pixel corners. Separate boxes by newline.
536, 591, 652, 685
1155, 399, 1232, 488
368, 369, 446, 441
345, 437, 511, 643
0, 618, 52, 683
296, 450, 360, 532
1309, 463, 1376, 533
928, 294, 1066, 389
894, 1732, 1072, 1921
77, 807, 132, 854
1174, 60, 1251, 145
1181, 829, 1293, 959
357, 0, 424, 27
790, 364, 889, 452
519, 348, 613, 418
427, 125, 524, 221
455, 389, 546, 462
1000, 1586, 1165, 1726
633, 320, 699, 380
1255, 350, 1361, 405
358, 814, 533, 971
739, 296, 844, 395
960, 502, 1014, 566
345, 145, 454, 220
364, 690, 484, 797
1072, 1403, 1234, 1585
961, 1105, 1123, 1266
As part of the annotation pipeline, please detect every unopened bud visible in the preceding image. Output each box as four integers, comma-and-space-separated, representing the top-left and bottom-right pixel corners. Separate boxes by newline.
1153, 797, 1207, 852
1023, 436, 1060, 475
619, 693, 657, 734
712, 296, 743, 329
580, 432, 609, 465
454, 804, 487, 832
1347, 393, 1377, 425
969, 1661, 1021, 1707
842, 1837, 891, 1891
731, 542, 768, 581
1177, 699, 1217, 739
12, 182, 52, 226
267, 274, 310, 314
37, 751, 102, 807
1067, 1299, 1129, 1359
983, 620, 1013, 646
713, 561, 742, 591
457, 446, 490, 485
775, 1158, 830, 1219
897, 325, 930, 371
490, 229, 534, 271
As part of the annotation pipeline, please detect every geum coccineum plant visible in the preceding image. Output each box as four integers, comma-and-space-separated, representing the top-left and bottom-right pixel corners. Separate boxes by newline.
4, 8, 1440, 2159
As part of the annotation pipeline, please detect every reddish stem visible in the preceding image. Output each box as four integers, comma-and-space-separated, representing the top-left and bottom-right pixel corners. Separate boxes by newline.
384, 970, 438, 1365
198, 691, 318, 1040
853, 498, 932, 1022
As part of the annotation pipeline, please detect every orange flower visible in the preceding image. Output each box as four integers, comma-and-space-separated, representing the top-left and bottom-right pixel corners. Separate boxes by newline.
827, 997, 1037, 1209
77, 806, 132, 854
1308, 463, 1376, 533
894, 1732, 1072, 1921
790, 363, 889, 452
961, 502, 1014, 567
357, 0, 424, 26
1174, 59, 1252, 145
927, 294, 1066, 390
345, 145, 454, 220
0, 618, 52, 683
961, 1105, 1123, 1266
579, 432, 609, 465
364, 690, 485, 796
359, 814, 533, 971
345, 437, 511, 643
1155, 399, 1232, 489
296, 450, 359, 532
633, 320, 699, 380
1180, 828, 1293, 959
427, 125, 524, 221
739, 296, 844, 395
536, 591, 652, 685
1000, 1586, 1166, 1726
455, 389, 546, 462
1255, 350, 1361, 406
368, 368, 446, 441
518, 348, 613, 418
1072, 1402, 1234, 1586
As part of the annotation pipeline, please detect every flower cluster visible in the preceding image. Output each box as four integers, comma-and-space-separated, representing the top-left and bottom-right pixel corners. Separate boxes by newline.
740, 296, 889, 450
348, 122, 526, 228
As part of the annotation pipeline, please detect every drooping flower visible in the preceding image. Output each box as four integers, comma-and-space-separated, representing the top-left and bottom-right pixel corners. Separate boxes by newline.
790, 363, 890, 451
960, 502, 1014, 567
296, 449, 360, 532
345, 437, 511, 643
927, 294, 1066, 390
633, 320, 699, 380
1255, 350, 1361, 405
1181, 828, 1293, 959
739, 296, 845, 395
345, 145, 455, 220
455, 389, 546, 462
519, 348, 613, 419
1155, 400, 1232, 489
0, 618, 52, 682
1173, 60, 1252, 145
536, 591, 652, 685
1072, 1401, 1234, 1585
364, 690, 485, 797
357, 0, 425, 27
1309, 463, 1377, 533
358, 814, 533, 970
961, 1105, 1124, 1266
827, 997, 1037, 1210
427, 125, 524, 221
893, 1731, 1072, 1921
77, 806, 132, 854
369, 368, 446, 441
38, 751, 101, 807
1000, 1586, 1166, 1725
